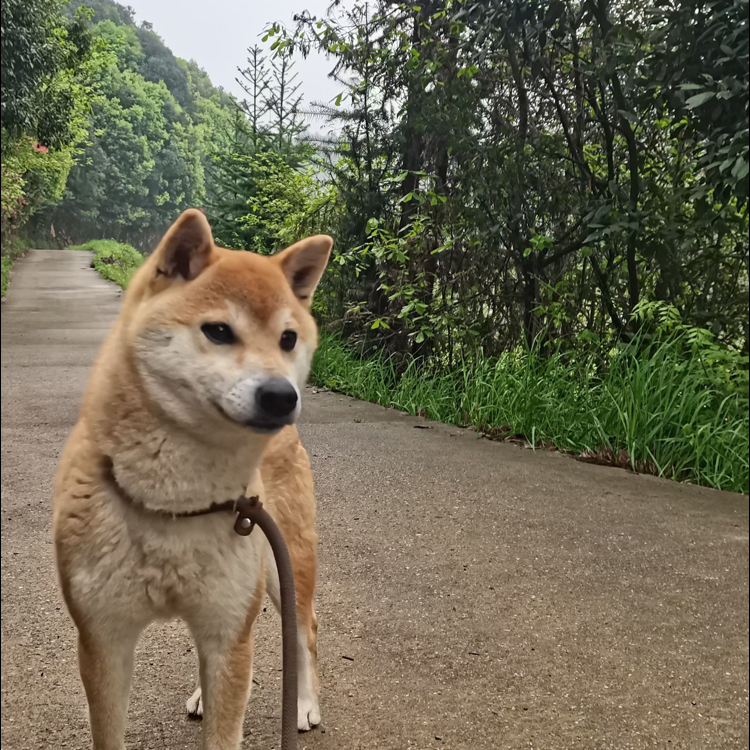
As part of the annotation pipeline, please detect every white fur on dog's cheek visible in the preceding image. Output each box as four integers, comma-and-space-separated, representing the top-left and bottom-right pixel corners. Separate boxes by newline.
134, 327, 240, 431
219, 376, 264, 423
291, 341, 314, 392
290, 380, 302, 421
221, 377, 302, 424
134, 321, 312, 430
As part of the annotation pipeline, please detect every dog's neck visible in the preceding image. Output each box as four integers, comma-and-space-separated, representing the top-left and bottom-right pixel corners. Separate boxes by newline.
107, 415, 264, 515
88, 341, 268, 515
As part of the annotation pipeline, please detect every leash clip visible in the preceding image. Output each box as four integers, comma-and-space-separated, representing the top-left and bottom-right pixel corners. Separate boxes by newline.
234, 495, 261, 536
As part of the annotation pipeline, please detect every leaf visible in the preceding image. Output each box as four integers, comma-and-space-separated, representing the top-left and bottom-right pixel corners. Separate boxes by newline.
731, 157, 749, 181
685, 92, 715, 108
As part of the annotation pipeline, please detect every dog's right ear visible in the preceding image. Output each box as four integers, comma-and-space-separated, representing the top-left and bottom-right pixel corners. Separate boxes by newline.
153, 209, 213, 282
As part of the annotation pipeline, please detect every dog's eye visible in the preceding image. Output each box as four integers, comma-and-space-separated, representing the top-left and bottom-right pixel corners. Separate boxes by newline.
280, 330, 297, 352
201, 323, 235, 345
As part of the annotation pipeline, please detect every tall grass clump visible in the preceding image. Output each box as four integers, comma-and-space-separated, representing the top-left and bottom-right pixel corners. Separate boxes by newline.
312, 302, 749, 494
1, 256, 13, 297
1, 236, 32, 297
69, 239, 144, 288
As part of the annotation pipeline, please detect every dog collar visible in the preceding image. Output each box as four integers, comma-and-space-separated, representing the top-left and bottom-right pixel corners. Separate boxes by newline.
103, 456, 260, 536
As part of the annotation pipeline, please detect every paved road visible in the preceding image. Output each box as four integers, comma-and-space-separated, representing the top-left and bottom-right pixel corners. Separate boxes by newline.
1, 250, 748, 750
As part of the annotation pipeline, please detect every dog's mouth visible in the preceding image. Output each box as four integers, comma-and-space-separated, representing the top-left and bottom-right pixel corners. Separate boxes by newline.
241, 418, 288, 434
212, 401, 290, 434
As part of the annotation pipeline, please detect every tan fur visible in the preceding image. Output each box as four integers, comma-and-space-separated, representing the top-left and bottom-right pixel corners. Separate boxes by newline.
54, 210, 332, 749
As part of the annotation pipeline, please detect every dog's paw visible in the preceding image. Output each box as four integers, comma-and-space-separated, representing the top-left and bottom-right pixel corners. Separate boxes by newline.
186, 687, 203, 719
297, 697, 321, 732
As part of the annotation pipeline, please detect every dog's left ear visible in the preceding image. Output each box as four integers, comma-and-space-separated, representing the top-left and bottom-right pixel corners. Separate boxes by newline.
275, 235, 333, 305
154, 209, 214, 281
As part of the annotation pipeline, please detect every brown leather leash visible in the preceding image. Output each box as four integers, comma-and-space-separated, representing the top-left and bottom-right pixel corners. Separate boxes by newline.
234, 495, 298, 750
104, 460, 298, 749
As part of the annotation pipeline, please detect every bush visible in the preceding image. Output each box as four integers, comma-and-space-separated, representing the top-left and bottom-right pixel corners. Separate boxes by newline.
1, 257, 13, 297
312, 313, 749, 494
69, 238, 144, 288
1, 135, 75, 243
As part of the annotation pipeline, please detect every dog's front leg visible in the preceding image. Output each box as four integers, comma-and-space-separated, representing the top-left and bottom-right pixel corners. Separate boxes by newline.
188, 575, 264, 750
194, 633, 254, 750
77, 624, 142, 750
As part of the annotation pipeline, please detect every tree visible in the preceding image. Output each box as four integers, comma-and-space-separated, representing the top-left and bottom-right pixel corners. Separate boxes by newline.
205, 42, 317, 252
53, 60, 203, 247
136, 25, 191, 110
263, 51, 306, 153
236, 45, 271, 151
267, 0, 748, 358
646, 0, 749, 205
1, 0, 104, 244
1, 0, 98, 151
42, 3, 238, 250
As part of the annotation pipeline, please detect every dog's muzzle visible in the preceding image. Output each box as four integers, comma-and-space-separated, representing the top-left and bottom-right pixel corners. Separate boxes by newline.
218, 376, 300, 433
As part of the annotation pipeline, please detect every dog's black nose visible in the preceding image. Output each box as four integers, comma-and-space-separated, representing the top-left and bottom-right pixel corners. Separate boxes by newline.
256, 378, 298, 419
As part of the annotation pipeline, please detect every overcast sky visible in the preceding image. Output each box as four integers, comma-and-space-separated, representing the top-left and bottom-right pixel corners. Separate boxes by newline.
125, 0, 342, 109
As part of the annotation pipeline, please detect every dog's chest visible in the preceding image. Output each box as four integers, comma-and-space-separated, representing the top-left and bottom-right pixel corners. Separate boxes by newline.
78, 510, 267, 622
150, 522, 263, 611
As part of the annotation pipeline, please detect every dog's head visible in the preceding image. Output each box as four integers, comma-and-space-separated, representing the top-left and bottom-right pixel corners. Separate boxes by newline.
122, 209, 332, 439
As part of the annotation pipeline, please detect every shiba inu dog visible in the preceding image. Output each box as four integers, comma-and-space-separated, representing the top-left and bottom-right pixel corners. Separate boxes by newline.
53, 209, 332, 749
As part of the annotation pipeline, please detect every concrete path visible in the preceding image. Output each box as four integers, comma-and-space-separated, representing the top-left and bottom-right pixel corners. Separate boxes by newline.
1, 250, 748, 750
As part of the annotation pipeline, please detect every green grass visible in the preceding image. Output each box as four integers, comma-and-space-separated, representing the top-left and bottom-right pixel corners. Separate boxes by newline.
1, 257, 13, 297
312, 333, 750, 494
1, 237, 31, 297
69, 239, 145, 288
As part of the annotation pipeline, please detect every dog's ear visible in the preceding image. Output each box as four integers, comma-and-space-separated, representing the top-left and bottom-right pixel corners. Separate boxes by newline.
275, 235, 333, 306
154, 209, 214, 281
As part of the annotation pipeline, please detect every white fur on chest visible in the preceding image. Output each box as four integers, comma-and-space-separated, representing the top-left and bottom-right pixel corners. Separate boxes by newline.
72, 500, 267, 629
110, 420, 262, 515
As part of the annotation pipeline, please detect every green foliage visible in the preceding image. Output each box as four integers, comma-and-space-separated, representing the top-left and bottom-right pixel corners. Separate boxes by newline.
93, 20, 144, 71
56, 61, 203, 246
49, 4, 236, 249
0, 234, 30, 296
313, 308, 749, 494
277, 0, 749, 360
69, 238, 144, 287
1, 0, 101, 150
207, 148, 331, 252
135, 25, 191, 110
646, 0, 749, 203
1, 0, 107, 246
1, 257, 13, 297
204, 46, 322, 252
1, 135, 77, 242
